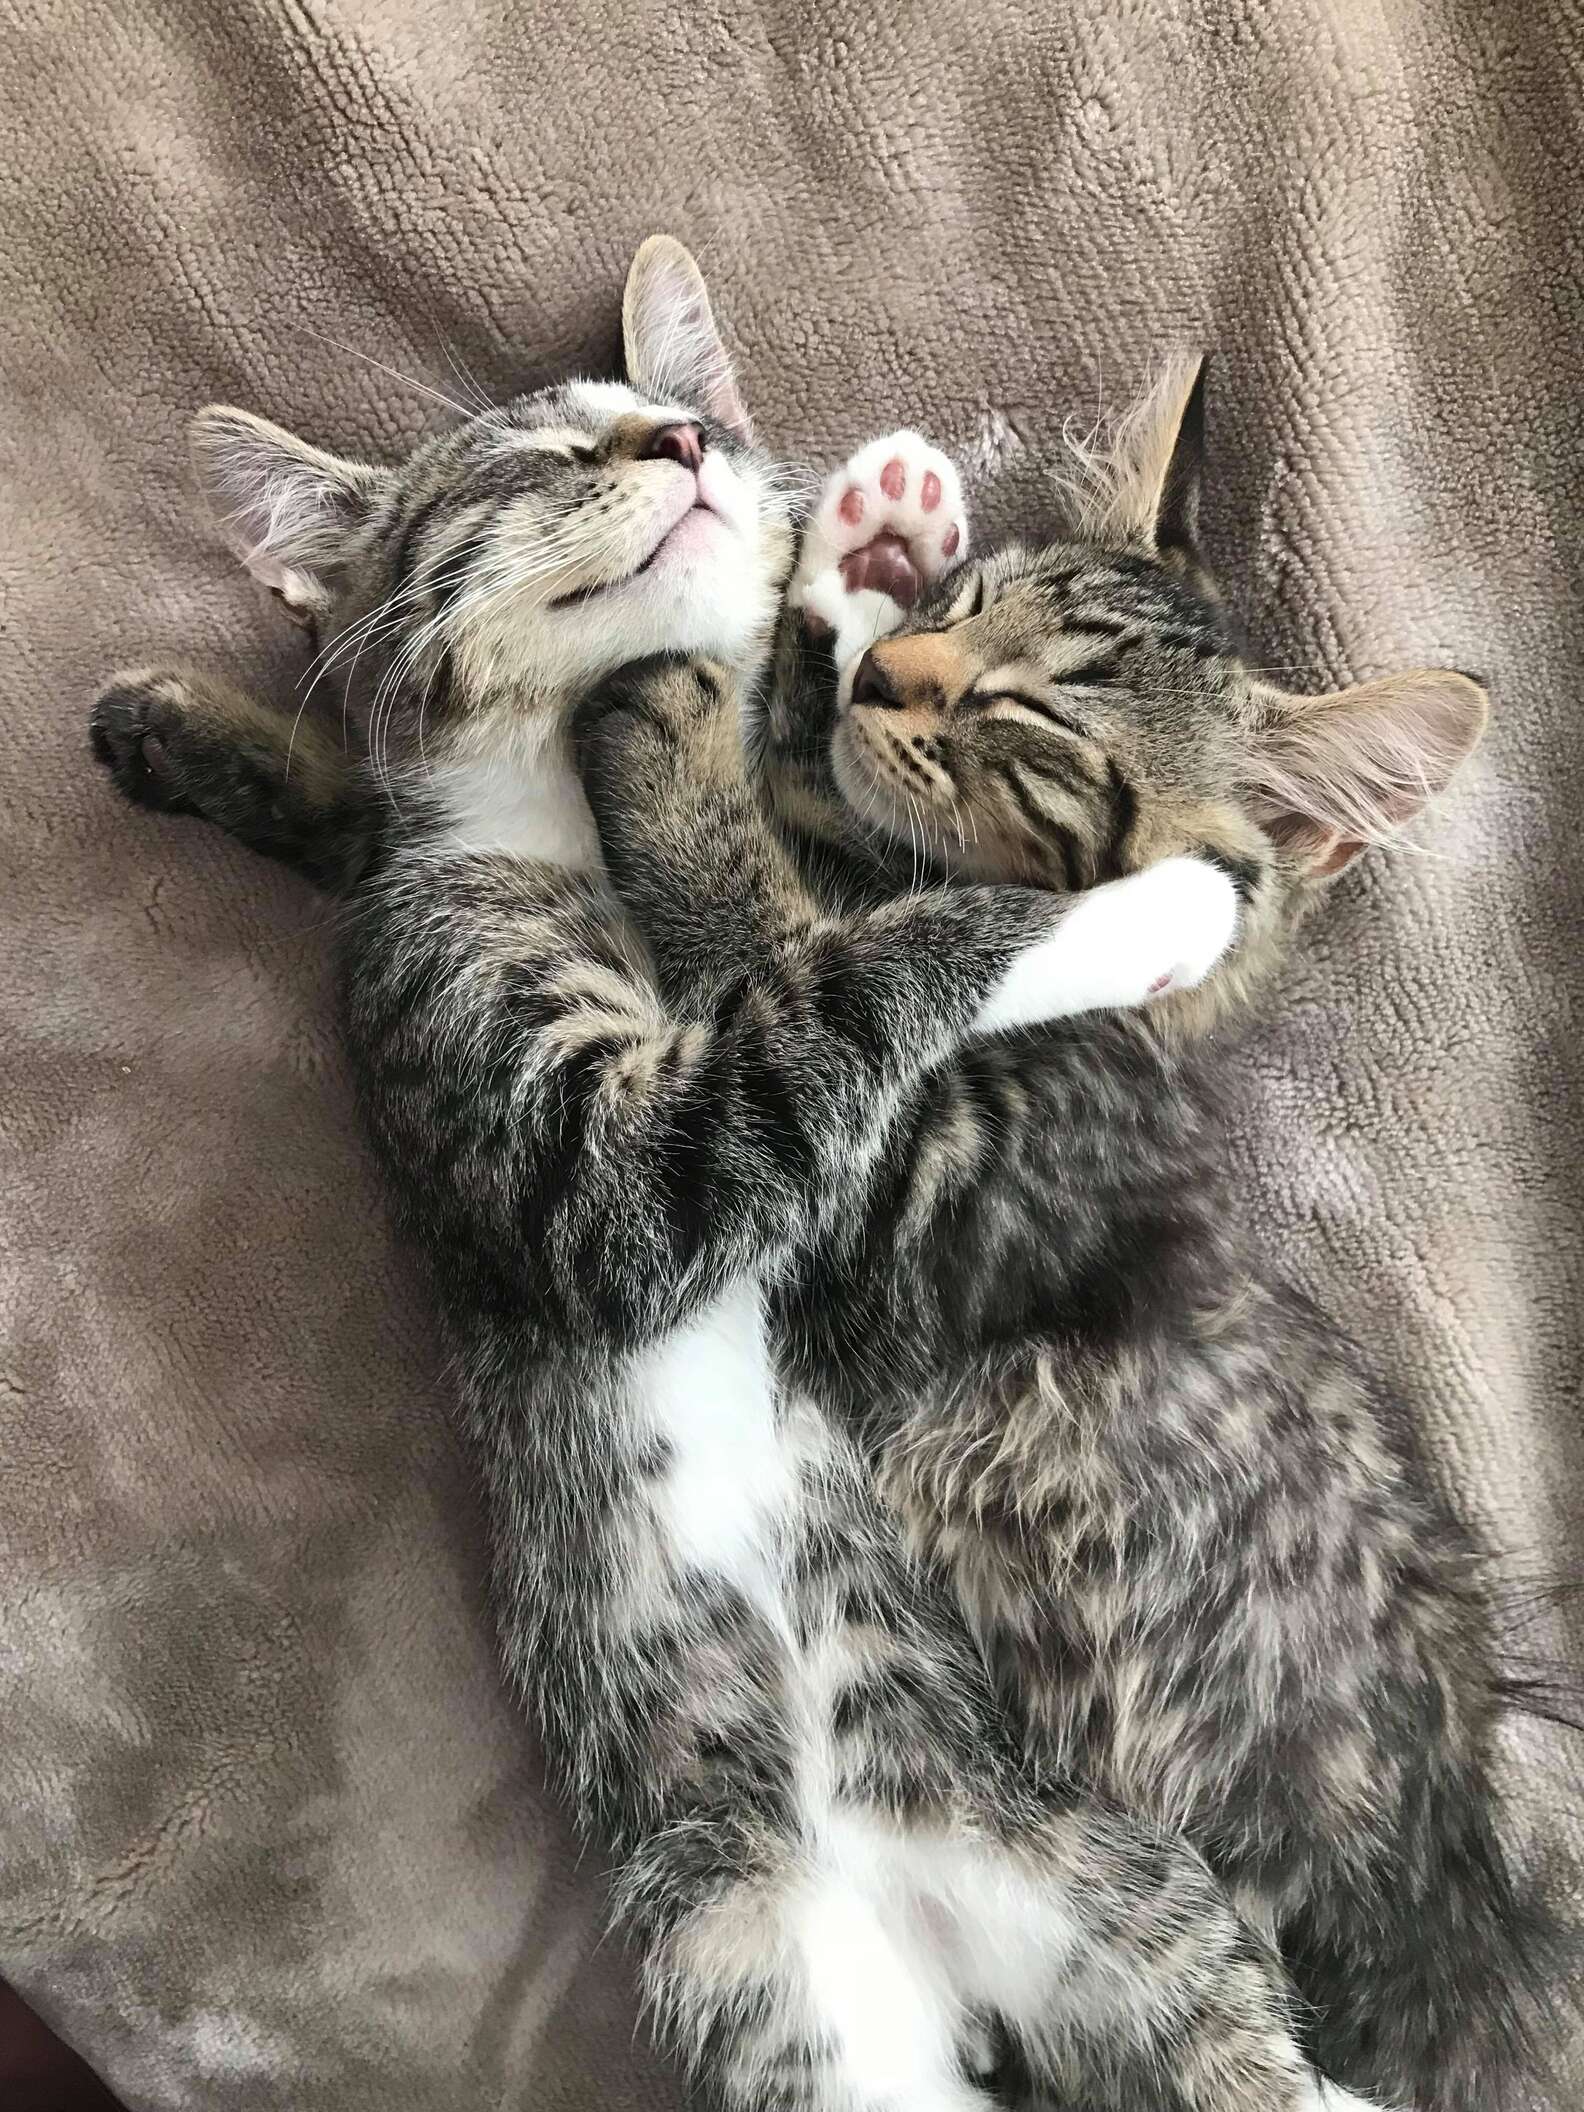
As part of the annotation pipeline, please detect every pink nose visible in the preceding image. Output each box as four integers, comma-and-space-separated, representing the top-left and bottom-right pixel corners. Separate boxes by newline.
850, 649, 902, 710
642, 422, 704, 471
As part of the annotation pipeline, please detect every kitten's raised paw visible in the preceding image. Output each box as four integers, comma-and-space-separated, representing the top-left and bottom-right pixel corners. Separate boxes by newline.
90, 671, 209, 814
810, 432, 967, 603
796, 433, 967, 666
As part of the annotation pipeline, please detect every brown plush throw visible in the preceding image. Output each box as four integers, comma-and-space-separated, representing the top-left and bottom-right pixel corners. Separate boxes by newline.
2, 2, 1580, 2105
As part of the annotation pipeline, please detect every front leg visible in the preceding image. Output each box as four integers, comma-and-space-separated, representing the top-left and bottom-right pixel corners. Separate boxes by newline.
759, 433, 970, 884
90, 668, 369, 893
792, 430, 969, 679
578, 652, 1239, 1054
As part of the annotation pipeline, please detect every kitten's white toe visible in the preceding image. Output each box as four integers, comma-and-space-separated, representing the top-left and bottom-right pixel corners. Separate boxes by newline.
795, 432, 969, 672
975, 857, 1240, 1034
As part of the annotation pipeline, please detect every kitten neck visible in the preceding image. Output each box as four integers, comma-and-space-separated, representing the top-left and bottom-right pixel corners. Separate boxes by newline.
412, 699, 602, 873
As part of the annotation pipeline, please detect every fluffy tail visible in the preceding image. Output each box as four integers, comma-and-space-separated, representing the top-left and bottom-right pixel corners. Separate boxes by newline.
1295, 1593, 1583, 2111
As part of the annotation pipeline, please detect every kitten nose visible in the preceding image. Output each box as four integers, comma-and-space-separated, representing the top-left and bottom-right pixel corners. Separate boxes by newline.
850, 649, 903, 710
642, 422, 705, 471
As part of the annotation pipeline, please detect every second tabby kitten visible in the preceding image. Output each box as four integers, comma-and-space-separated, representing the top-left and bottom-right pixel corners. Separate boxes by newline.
745, 364, 1574, 2112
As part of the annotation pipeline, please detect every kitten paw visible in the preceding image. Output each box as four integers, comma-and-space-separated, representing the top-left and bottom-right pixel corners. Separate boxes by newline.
976, 857, 1240, 1034
90, 671, 209, 814
796, 432, 968, 669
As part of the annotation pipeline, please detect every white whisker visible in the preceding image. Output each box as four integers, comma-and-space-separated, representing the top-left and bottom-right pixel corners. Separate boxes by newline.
295, 324, 471, 420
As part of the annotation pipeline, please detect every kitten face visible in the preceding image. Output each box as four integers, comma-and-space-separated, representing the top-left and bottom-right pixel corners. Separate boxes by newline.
831, 539, 1271, 897
822, 362, 1487, 1005
188, 240, 794, 763
366, 378, 786, 699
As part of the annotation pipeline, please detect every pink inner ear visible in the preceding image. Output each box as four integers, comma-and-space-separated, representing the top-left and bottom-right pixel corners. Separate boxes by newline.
1311, 835, 1365, 880
1259, 805, 1368, 879
1250, 668, 1489, 879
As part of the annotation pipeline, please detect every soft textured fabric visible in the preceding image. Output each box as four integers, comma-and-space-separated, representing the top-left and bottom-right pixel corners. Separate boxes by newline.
2, 1, 1579, 2104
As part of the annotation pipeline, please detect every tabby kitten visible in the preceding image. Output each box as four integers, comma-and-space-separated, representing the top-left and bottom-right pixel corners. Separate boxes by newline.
88, 244, 1373, 2112
748, 364, 1574, 2112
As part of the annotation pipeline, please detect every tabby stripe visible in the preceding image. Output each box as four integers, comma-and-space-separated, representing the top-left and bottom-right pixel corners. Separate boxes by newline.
1199, 844, 1263, 901
516, 1040, 605, 1248
725, 1015, 821, 1188
1102, 757, 1138, 878
452, 453, 558, 509
1018, 743, 1099, 805
1153, 623, 1220, 658
1050, 662, 1119, 689
428, 527, 493, 620
390, 490, 458, 593
999, 765, 1080, 887
803, 945, 900, 1070
658, 1040, 744, 1270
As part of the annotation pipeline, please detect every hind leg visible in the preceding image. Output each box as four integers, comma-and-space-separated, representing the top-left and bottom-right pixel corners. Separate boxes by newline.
626, 1818, 997, 2112
625, 1735, 1380, 2111
887, 1807, 1393, 2112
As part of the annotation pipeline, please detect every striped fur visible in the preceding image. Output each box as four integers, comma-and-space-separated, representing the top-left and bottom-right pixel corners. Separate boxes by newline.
751, 378, 1572, 2112
84, 247, 1370, 2112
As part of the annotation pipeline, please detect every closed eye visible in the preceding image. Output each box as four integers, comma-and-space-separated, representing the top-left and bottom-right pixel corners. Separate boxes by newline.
981, 691, 1094, 739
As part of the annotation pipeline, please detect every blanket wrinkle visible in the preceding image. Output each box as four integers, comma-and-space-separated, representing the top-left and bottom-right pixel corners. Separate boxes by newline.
2, 1, 1579, 2104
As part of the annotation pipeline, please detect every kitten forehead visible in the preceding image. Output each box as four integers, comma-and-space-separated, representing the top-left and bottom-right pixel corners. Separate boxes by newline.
495, 424, 589, 454
564, 378, 642, 419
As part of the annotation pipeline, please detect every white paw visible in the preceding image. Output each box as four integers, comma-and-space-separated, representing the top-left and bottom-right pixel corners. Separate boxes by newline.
794, 431, 968, 673
800, 575, 908, 660
975, 857, 1240, 1034
802, 431, 968, 586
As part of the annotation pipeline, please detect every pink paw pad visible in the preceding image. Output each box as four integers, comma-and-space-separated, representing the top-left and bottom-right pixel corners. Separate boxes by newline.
839, 531, 923, 607
1148, 973, 1174, 996
797, 430, 970, 635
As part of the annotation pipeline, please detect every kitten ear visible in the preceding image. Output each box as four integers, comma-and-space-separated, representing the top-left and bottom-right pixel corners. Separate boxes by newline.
189, 406, 388, 625
1248, 669, 1489, 880
622, 236, 753, 442
1079, 354, 1207, 565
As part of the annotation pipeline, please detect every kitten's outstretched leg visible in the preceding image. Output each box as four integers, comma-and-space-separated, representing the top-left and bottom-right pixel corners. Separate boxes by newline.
90, 670, 369, 892
584, 652, 1238, 1039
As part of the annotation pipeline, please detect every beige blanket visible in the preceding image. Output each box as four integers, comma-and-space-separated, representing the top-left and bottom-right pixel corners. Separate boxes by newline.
2, 1, 1579, 2103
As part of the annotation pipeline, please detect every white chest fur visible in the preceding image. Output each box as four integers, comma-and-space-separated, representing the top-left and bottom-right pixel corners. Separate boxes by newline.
637, 1278, 794, 1605
428, 735, 602, 871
